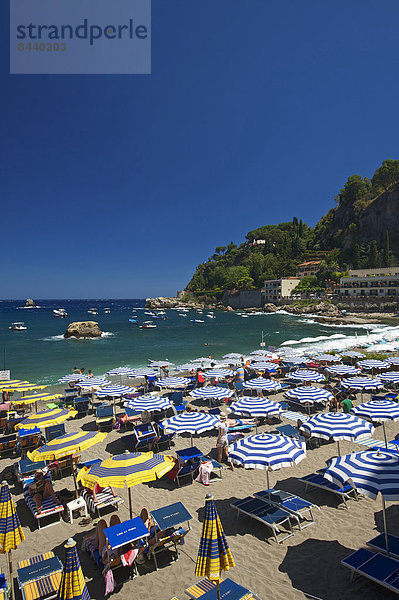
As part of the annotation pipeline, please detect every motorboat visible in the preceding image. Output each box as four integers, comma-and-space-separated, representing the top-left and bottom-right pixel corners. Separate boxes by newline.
190, 319, 204, 323
129, 318, 138, 324
88, 308, 98, 315
104, 308, 111, 314
139, 321, 157, 329
53, 308, 67, 317
9, 322, 27, 331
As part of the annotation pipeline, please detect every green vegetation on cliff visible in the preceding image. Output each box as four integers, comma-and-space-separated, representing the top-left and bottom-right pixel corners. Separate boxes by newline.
186, 160, 399, 298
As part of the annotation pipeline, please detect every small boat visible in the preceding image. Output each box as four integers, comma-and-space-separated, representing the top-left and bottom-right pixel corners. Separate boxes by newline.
128, 318, 138, 324
9, 322, 27, 331
104, 308, 111, 314
178, 313, 187, 317
206, 313, 215, 319
139, 321, 157, 329
190, 319, 204, 323
88, 308, 98, 315
53, 308, 67, 317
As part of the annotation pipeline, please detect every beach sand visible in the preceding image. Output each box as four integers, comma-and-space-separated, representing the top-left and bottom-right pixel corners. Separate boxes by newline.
1, 390, 398, 600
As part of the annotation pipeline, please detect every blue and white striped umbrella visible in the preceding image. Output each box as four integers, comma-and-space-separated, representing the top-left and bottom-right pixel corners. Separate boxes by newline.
229, 433, 306, 493
128, 368, 158, 378
340, 351, 366, 359
249, 361, 278, 371
175, 363, 198, 371
76, 378, 111, 388
378, 371, 399, 384
288, 369, 325, 383
231, 397, 282, 418
313, 354, 341, 363
324, 450, 399, 553
388, 357, 399, 366
341, 376, 383, 391
124, 394, 172, 412
242, 378, 281, 392
148, 360, 175, 368
204, 369, 234, 379
282, 356, 311, 365
351, 399, 399, 449
285, 386, 333, 405
326, 365, 360, 376
162, 413, 220, 444
222, 353, 243, 360
300, 412, 374, 454
249, 350, 272, 356
357, 359, 390, 371
190, 386, 234, 400
106, 367, 136, 376
95, 385, 135, 398
155, 377, 190, 388
58, 374, 89, 383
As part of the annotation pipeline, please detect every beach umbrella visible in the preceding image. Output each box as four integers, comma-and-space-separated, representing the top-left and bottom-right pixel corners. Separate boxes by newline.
162, 412, 220, 446
189, 387, 234, 407
299, 412, 374, 455
12, 392, 63, 407
2, 383, 47, 394
357, 359, 390, 373
106, 367, 136, 376
282, 356, 311, 365
222, 353, 243, 360
175, 363, 198, 371
326, 365, 360, 376
242, 378, 281, 394
229, 433, 306, 497
195, 494, 235, 600
388, 357, 399, 366
324, 450, 399, 555
203, 369, 234, 379
57, 537, 91, 600
124, 394, 172, 412
351, 400, 399, 449
285, 386, 333, 414
148, 360, 175, 368
0, 380, 29, 389
231, 397, 282, 432
0, 481, 25, 600
155, 377, 191, 388
313, 354, 341, 363
76, 378, 111, 389
341, 376, 383, 401
340, 351, 366, 359
16, 407, 77, 430
58, 374, 89, 383
128, 368, 158, 378
378, 372, 399, 386
249, 361, 278, 371
288, 369, 325, 383
77, 451, 175, 518
95, 385, 136, 398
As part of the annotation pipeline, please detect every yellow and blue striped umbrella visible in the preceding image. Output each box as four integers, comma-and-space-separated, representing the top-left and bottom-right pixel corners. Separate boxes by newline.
195, 494, 234, 598
16, 408, 77, 430
77, 451, 175, 517
0, 381, 29, 389
57, 538, 91, 600
12, 392, 63, 406
28, 431, 107, 462
0, 481, 25, 600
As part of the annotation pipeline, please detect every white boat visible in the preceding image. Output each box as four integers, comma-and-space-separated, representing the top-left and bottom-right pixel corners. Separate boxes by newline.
206, 314, 215, 319
104, 308, 111, 314
139, 321, 157, 329
88, 308, 98, 315
53, 309, 67, 317
9, 322, 27, 331
190, 319, 205, 323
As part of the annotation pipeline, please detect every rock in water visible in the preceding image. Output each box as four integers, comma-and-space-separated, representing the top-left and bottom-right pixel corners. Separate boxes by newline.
25, 298, 36, 307
64, 321, 102, 339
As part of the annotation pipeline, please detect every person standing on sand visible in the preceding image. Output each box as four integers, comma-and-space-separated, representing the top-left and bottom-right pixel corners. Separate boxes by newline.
341, 397, 353, 413
216, 414, 234, 470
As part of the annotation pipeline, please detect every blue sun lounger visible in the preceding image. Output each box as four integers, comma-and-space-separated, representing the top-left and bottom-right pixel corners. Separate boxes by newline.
254, 488, 319, 530
300, 473, 359, 509
185, 577, 263, 599
230, 496, 294, 543
341, 547, 399, 593
149, 502, 192, 570
367, 533, 399, 559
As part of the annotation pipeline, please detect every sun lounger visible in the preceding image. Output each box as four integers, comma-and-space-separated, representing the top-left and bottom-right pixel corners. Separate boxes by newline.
132, 422, 157, 451
95, 404, 115, 431
230, 496, 294, 543
342, 547, 399, 593
300, 473, 358, 509
367, 533, 399, 559
80, 485, 124, 516
174, 447, 202, 487
17, 551, 63, 600
148, 502, 192, 570
103, 517, 150, 584
276, 424, 301, 440
0, 433, 17, 457
254, 488, 319, 529
185, 577, 262, 599
16, 458, 46, 485
0, 573, 7, 600
23, 480, 64, 530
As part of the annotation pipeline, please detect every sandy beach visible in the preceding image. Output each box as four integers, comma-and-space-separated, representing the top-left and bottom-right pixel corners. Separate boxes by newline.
1, 385, 399, 600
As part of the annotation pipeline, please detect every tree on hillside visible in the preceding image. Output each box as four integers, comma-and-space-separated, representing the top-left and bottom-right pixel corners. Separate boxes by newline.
336, 174, 369, 206
368, 240, 378, 268
372, 159, 399, 192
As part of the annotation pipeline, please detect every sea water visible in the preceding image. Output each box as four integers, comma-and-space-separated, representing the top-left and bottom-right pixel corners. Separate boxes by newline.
0, 299, 398, 384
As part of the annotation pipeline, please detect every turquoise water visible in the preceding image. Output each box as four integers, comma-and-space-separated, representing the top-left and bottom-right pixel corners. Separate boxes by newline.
0, 299, 394, 384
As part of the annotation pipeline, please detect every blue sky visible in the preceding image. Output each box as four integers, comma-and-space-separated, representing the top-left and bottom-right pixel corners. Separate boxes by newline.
1, 1, 399, 299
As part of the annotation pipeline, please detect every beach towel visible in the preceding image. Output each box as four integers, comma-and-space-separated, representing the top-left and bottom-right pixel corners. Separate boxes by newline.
195, 461, 213, 485
104, 569, 115, 595
121, 548, 138, 566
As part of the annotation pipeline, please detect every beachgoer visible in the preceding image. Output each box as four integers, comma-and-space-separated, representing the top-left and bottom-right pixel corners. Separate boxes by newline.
341, 397, 353, 413
79, 367, 85, 374
88, 369, 94, 378
73, 366, 80, 373
28, 470, 58, 514
216, 415, 234, 470
92, 482, 117, 504
235, 365, 245, 383
196, 369, 205, 388
329, 396, 338, 412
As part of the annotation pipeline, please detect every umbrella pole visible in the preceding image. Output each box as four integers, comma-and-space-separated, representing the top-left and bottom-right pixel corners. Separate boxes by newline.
216, 580, 221, 600
383, 422, 388, 451
337, 440, 341, 456
128, 487, 133, 519
71, 455, 78, 498
382, 496, 390, 555
267, 469, 270, 498
191, 433, 193, 447
8, 551, 14, 600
